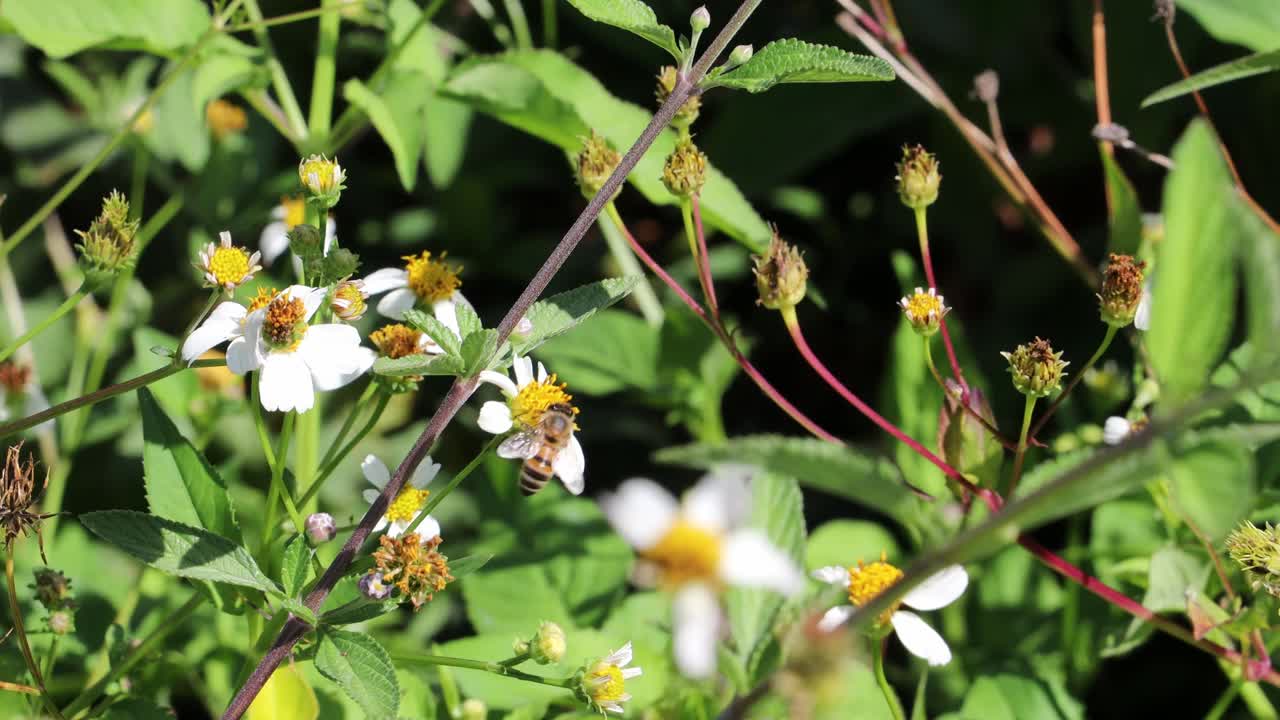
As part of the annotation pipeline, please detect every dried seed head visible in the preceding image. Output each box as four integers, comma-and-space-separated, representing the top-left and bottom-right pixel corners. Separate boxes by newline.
655, 66, 701, 130
574, 131, 622, 200
1153, 0, 1175, 25
76, 190, 139, 284
896, 144, 942, 210
1097, 253, 1147, 328
752, 230, 808, 311
371, 532, 453, 611
662, 138, 708, 198
32, 567, 72, 610
1001, 337, 1069, 398
0, 443, 54, 561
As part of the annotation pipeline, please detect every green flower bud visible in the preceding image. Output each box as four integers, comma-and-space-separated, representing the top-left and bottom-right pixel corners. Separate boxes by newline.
75, 190, 139, 286
530, 621, 566, 665
573, 131, 621, 200
661, 139, 707, 198
727, 44, 754, 69
655, 66, 701, 131
298, 154, 346, 208
1097, 253, 1147, 328
895, 144, 941, 210
690, 6, 710, 33
32, 568, 72, 610
320, 248, 361, 286
288, 223, 325, 262
752, 231, 808, 311
1227, 522, 1280, 598
1001, 337, 1069, 398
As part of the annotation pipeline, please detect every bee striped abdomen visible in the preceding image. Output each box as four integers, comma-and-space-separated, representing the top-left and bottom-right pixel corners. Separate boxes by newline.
519, 452, 555, 495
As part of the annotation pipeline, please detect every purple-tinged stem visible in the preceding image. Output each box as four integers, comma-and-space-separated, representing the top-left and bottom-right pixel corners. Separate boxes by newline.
689, 196, 719, 318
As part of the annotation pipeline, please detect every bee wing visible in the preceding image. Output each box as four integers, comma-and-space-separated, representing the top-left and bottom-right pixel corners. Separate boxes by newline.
497, 430, 541, 460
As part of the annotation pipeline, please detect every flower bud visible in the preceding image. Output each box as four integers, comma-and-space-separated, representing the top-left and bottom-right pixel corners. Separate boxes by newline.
305, 512, 336, 544
330, 280, 368, 322
298, 154, 346, 208
321, 248, 362, 286
1227, 522, 1280, 597
752, 231, 808, 310
727, 44, 754, 69
898, 287, 950, 337
76, 190, 139, 286
460, 699, 488, 720
32, 568, 72, 610
514, 315, 534, 336
690, 6, 710, 33
655, 66, 701, 130
937, 381, 1002, 495
47, 609, 73, 636
574, 131, 621, 200
1097, 253, 1147, 328
1001, 337, 1069, 398
661, 139, 707, 198
288, 223, 325, 261
895, 144, 941, 210
530, 621, 567, 665
512, 637, 531, 656
358, 572, 391, 600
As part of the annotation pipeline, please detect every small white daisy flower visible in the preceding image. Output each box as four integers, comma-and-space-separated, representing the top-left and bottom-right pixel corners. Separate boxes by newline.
811, 558, 967, 667
601, 468, 804, 678
361, 454, 441, 539
259, 196, 337, 268
200, 285, 374, 413
198, 231, 262, 293
1103, 416, 1132, 446
476, 355, 585, 495
0, 362, 51, 429
362, 250, 464, 324
580, 642, 643, 715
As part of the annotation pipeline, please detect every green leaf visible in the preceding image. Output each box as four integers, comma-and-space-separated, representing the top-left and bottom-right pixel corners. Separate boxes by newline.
958, 674, 1083, 720
564, 0, 679, 59
512, 277, 640, 357
144, 61, 210, 172
805, 520, 901, 571
1148, 120, 1238, 405
1141, 547, 1209, 614
191, 37, 268, 114
449, 553, 493, 580
80, 511, 278, 594
1236, 195, 1280, 356
280, 536, 312, 598
1143, 48, 1280, 106
246, 663, 320, 720
442, 50, 770, 249
343, 74, 427, 192
403, 309, 463, 357
461, 565, 574, 635
708, 39, 894, 93
314, 629, 399, 720
373, 353, 465, 377
280, 598, 318, 627
0, 0, 210, 58
535, 309, 659, 394
1168, 438, 1255, 542
655, 435, 919, 526
1101, 152, 1143, 256
453, 301, 484, 338
1012, 448, 1164, 530
139, 388, 240, 541
724, 473, 804, 686
1175, 0, 1280, 53
460, 328, 500, 376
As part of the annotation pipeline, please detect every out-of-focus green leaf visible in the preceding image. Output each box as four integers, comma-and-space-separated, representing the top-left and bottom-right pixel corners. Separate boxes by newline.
1013, 448, 1164, 530
1236, 196, 1280, 356
1141, 547, 1208, 614
1143, 48, 1280, 106
805, 519, 901, 571
315, 629, 399, 720
145, 62, 210, 171
535, 308, 658, 394
511, 277, 639, 357
957, 673, 1084, 720
707, 39, 893, 92
1168, 438, 1255, 542
344, 73, 427, 192
462, 565, 574, 635
373, 353, 465, 377
191, 37, 268, 114
0, 0, 210, 58
1148, 120, 1237, 405
442, 50, 770, 249
1101, 152, 1143, 256
246, 663, 320, 720
1175, 0, 1280, 53
564, 0, 679, 59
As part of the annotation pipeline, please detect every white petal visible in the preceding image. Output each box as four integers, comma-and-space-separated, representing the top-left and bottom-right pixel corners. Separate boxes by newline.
1134, 286, 1152, 331
361, 267, 408, 296
477, 401, 514, 434
512, 355, 534, 388
811, 566, 851, 588
415, 515, 441, 540
1103, 416, 1131, 446
902, 565, 968, 611
322, 216, 336, 255
477, 370, 519, 397
719, 529, 804, 595
181, 302, 246, 363
362, 455, 390, 489
277, 285, 327, 321
259, 222, 290, 265
376, 288, 417, 319
411, 457, 441, 488
892, 610, 952, 666
672, 584, 720, 679
621, 667, 642, 680
683, 470, 750, 534
373, 517, 388, 533
535, 361, 548, 383
259, 353, 314, 413
604, 642, 633, 668
553, 435, 586, 495
299, 325, 373, 391
363, 489, 381, 505
432, 299, 461, 337
599, 478, 678, 551
817, 605, 856, 632
225, 336, 258, 375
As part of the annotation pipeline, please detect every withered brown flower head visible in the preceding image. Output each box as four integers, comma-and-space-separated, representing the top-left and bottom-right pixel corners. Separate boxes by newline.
0, 443, 55, 562
371, 532, 453, 611
0, 362, 31, 395
752, 229, 809, 311
1098, 253, 1147, 328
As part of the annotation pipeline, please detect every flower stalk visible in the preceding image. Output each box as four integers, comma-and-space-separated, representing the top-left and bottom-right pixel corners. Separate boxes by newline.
912, 206, 964, 384
872, 639, 907, 720
0, 286, 89, 365
5, 549, 63, 719
1028, 324, 1118, 440
390, 652, 576, 688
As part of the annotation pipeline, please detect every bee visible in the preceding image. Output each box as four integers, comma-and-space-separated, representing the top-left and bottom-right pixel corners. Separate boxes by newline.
497, 403, 585, 496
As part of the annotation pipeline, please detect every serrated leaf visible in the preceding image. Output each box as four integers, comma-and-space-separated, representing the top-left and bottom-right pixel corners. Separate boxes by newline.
280, 598, 318, 627
403, 308, 462, 357
511, 277, 639, 356
1143, 48, 1280, 106
246, 663, 320, 720
140, 388, 240, 541
80, 511, 278, 594
0, 0, 210, 58
453, 300, 484, 338
343, 74, 427, 192
280, 536, 312, 598
1235, 193, 1280, 356
315, 629, 399, 719
373, 353, 465, 377
655, 435, 919, 525
565, 0, 679, 58
460, 329, 500, 376
1167, 438, 1255, 542
708, 39, 894, 93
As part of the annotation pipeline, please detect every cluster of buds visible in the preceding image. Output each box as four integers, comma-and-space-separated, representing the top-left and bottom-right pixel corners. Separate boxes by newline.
1002, 337, 1069, 398
512, 621, 567, 665
1097, 253, 1147, 328
661, 139, 707, 198
895, 144, 942, 210
573, 131, 622, 200
76, 190, 140, 286
298, 154, 346, 208
752, 231, 809, 311
368, 532, 453, 611
655, 66, 702, 132
31, 567, 75, 635
0, 443, 53, 561
1227, 522, 1280, 598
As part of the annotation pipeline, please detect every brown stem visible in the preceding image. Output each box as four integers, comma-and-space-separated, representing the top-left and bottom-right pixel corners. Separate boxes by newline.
1092, 0, 1114, 161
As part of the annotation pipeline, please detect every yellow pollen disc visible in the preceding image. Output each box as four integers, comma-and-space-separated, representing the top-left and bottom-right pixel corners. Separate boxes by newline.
209, 245, 252, 287
281, 196, 306, 229
247, 287, 279, 314
847, 559, 904, 611
301, 158, 337, 191
587, 664, 626, 702
369, 324, 422, 359
509, 375, 576, 428
263, 297, 307, 350
385, 487, 430, 524
904, 291, 943, 323
642, 521, 722, 587
402, 251, 462, 304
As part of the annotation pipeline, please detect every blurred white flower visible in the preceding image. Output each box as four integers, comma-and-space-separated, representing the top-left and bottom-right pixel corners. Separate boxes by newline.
1103, 416, 1132, 446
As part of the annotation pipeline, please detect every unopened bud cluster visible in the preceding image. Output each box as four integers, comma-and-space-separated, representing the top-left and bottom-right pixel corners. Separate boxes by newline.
655, 66, 702, 132
752, 232, 808, 311
1097, 253, 1146, 328
76, 190, 139, 285
574, 131, 621, 200
1001, 337, 1068, 398
662, 139, 707, 198
515, 621, 566, 665
32, 567, 76, 635
895, 144, 941, 210
1227, 522, 1280, 598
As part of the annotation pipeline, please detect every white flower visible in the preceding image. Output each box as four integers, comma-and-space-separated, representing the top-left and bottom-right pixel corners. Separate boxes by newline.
361, 454, 441, 539
198, 231, 262, 293
600, 468, 804, 678
476, 355, 585, 495
811, 561, 968, 667
362, 250, 463, 322
196, 285, 374, 413
0, 362, 51, 430
581, 642, 643, 714
1103, 416, 1132, 446
259, 197, 337, 268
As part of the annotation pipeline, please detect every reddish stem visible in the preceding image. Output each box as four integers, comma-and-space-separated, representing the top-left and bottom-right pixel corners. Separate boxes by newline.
916, 227, 965, 389
690, 195, 719, 318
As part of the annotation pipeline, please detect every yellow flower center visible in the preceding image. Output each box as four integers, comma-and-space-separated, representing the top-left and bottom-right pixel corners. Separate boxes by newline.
281, 196, 306, 229
509, 375, 576, 429
903, 290, 944, 324
247, 286, 279, 314
642, 521, 722, 587
208, 245, 253, 288
587, 663, 626, 703
402, 251, 462, 304
262, 296, 307, 351
370, 324, 422, 359
300, 157, 339, 193
847, 558, 904, 625
385, 486, 430, 524
331, 281, 367, 321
